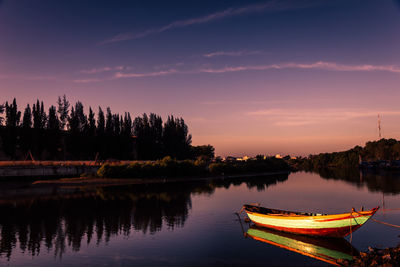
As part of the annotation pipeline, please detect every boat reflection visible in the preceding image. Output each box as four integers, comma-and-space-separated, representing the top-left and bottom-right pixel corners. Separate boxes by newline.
246, 225, 358, 266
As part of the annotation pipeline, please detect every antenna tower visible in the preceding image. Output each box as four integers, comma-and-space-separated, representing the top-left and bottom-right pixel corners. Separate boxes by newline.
378, 114, 382, 139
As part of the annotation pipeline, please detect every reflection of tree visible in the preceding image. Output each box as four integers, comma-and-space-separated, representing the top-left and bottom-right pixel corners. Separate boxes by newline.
209, 174, 289, 192
0, 173, 288, 260
312, 168, 400, 195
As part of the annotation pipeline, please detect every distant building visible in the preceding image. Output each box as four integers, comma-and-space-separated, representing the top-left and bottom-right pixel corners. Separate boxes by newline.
224, 156, 237, 162
275, 154, 282, 159
237, 156, 250, 161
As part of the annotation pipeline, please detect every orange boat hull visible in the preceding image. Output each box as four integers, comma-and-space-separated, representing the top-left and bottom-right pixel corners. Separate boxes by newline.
252, 222, 363, 238
244, 205, 379, 238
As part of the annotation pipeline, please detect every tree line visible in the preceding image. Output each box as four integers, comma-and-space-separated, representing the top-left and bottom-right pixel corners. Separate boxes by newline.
0, 96, 214, 160
290, 138, 400, 170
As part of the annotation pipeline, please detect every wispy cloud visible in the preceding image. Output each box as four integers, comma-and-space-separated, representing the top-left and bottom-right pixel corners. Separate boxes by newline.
80, 66, 126, 74
246, 108, 400, 126
199, 62, 400, 74
73, 78, 104, 83
75, 61, 400, 83
203, 50, 261, 58
114, 69, 179, 78
201, 99, 292, 105
100, 0, 317, 44
74, 69, 182, 82
0, 74, 56, 80
285, 62, 400, 73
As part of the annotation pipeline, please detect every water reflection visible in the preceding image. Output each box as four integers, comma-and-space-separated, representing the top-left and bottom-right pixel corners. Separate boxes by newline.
0, 174, 288, 261
308, 168, 400, 194
245, 225, 358, 266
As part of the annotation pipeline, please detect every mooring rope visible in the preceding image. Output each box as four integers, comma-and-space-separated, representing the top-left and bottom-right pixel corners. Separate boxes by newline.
237, 206, 245, 215
381, 208, 400, 212
370, 217, 400, 228
353, 209, 400, 229
235, 212, 247, 237
349, 212, 353, 243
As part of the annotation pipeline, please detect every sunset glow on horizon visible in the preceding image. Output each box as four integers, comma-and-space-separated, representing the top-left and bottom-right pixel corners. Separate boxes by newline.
1, 0, 400, 157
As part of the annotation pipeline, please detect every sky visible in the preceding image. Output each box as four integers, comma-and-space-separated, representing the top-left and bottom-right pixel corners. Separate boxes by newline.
1, 0, 400, 157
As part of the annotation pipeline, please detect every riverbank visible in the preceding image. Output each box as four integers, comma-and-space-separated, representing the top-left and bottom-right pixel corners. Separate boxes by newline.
97, 156, 289, 179
0, 156, 290, 179
340, 244, 400, 266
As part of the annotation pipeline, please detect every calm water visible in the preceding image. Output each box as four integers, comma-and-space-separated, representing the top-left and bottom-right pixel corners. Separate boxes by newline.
0, 170, 400, 266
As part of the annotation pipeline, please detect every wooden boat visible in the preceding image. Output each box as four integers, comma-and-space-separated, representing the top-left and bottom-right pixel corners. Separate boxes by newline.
243, 204, 379, 238
246, 226, 358, 266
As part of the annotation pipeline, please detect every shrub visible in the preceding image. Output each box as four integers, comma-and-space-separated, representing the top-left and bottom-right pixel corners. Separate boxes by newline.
97, 157, 289, 178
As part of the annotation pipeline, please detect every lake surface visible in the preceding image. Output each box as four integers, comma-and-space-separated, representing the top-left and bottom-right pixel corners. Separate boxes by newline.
0, 170, 400, 266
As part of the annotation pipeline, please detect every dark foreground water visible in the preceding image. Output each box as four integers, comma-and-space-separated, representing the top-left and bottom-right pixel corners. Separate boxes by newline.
0, 170, 400, 266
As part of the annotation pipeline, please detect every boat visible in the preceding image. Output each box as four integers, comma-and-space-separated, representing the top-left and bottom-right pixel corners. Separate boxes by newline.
242, 204, 379, 238
246, 226, 358, 266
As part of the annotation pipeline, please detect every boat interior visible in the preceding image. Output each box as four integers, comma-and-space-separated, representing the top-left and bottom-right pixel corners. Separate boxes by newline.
244, 204, 326, 217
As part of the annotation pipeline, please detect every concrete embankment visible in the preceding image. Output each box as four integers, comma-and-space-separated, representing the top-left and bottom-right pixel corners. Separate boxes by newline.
0, 161, 100, 178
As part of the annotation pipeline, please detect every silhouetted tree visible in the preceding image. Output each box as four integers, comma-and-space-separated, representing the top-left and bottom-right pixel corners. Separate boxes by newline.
2, 99, 21, 158
57, 95, 69, 130
5, 98, 21, 128
46, 105, 60, 158
96, 107, 105, 136
20, 104, 33, 154
95, 107, 106, 158
47, 106, 59, 131
68, 107, 79, 134
122, 112, 132, 137
118, 112, 134, 159
0, 103, 4, 125
190, 145, 215, 160
30, 101, 46, 158
133, 113, 151, 159
22, 104, 32, 129
163, 116, 191, 159
86, 107, 97, 159
66, 106, 80, 157
105, 107, 113, 136
0, 97, 200, 160
88, 107, 96, 136
75, 102, 87, 133
149, 113, 163, 159
32, 100, 47, 130
113, 114, 120, 136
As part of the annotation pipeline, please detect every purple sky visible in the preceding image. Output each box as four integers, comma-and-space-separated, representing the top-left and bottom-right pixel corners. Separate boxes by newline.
1, 0, 400, 156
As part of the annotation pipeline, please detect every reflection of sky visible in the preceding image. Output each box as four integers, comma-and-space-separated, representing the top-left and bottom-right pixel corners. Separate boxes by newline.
1, 0, 400, 156
2, 172, 400, 266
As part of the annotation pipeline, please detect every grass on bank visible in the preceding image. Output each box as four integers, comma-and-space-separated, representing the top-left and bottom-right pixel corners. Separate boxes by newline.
97, 156, 289, 179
